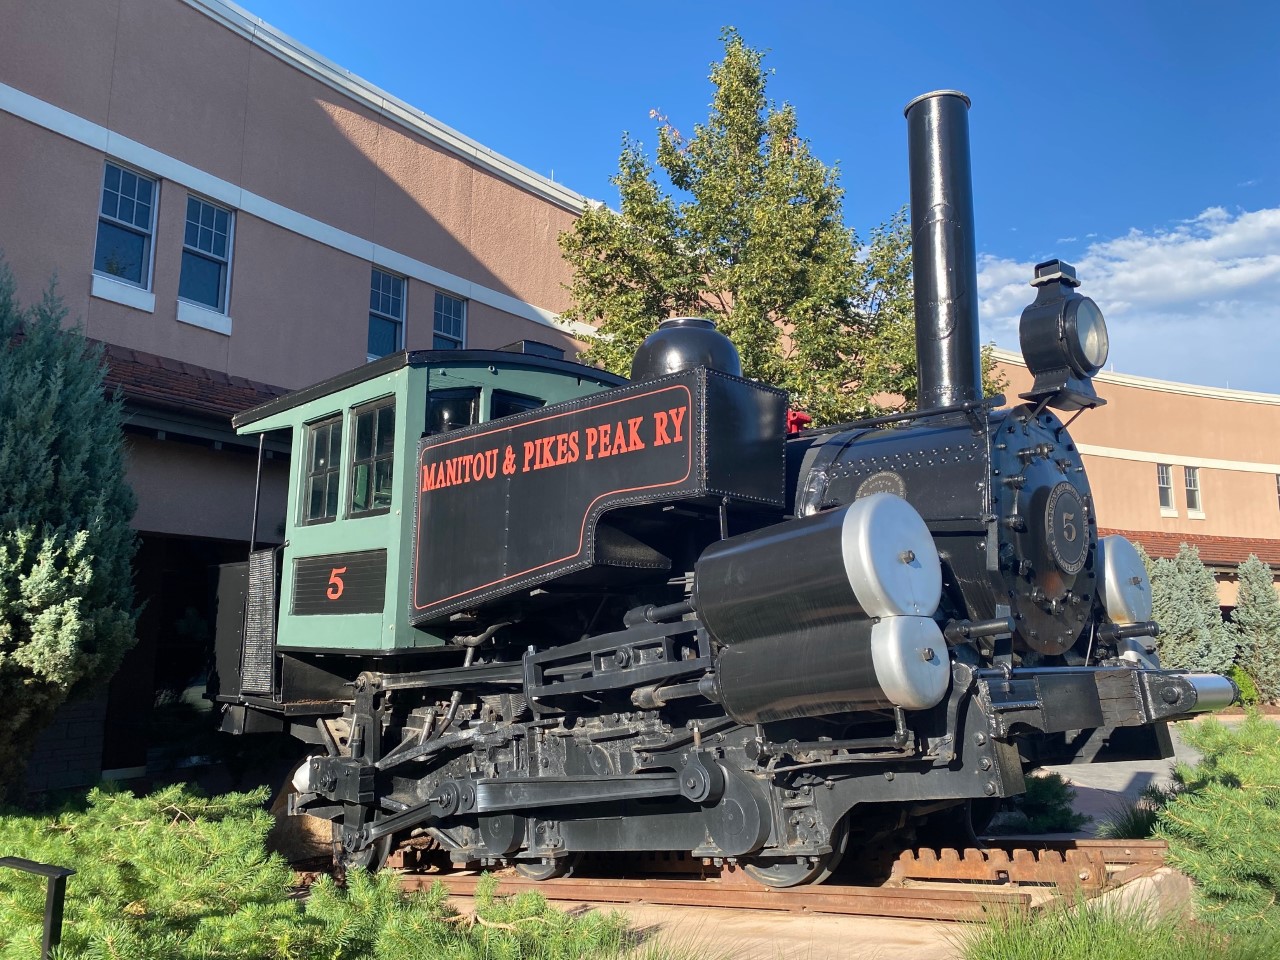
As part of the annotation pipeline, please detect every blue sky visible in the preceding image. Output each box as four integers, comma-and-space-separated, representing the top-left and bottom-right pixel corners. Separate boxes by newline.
241, 0, 1279, 393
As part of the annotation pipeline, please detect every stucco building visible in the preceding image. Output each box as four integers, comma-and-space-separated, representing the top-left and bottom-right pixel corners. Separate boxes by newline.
1, 0, 593, 789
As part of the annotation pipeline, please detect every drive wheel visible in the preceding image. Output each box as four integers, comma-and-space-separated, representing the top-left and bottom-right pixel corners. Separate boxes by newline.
741, 817, 850, 888
514, 852, 581, 881
332, 821, 394, 875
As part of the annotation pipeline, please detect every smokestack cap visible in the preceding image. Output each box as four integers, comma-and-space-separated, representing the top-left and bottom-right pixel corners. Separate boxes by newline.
904, 89, 971, 116
630, 317, 743, 382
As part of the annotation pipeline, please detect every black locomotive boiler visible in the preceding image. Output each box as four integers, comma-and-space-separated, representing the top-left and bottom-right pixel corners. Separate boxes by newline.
212, 91, 1234, 886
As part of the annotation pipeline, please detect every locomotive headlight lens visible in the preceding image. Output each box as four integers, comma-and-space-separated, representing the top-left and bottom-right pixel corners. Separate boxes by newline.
1066, 297, 1109, 374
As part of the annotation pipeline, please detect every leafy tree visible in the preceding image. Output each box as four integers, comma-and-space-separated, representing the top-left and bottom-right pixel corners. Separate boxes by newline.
1149, 543, 1233, 675
560, 28, 1002, 426
0, 255, 137, 794
1230, 555, 1280, 703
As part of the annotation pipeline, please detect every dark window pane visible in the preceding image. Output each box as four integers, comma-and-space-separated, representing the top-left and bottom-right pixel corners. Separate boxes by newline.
351, 462, 371, 512
426, 391, 478, 434
326, 472, 339, 518
355, 409, 374, 461
185, 221, 199, 247
433, 334, 459, 350
373, 459, 394, 508
368, 314, 399, 357
492, 391, 544, 420
212, 233, 226, 259
94, 221, 147, 285
105, 163, 121, 192
186, 196, 199, 222
330, 422, 343, 465
134, 200, 151, 229
308, 476, 324, 519
121, 169, 136, 197
376, 405, 395, 455
101, 187, 116, 218
201, 202, 215, 228
215, 208, 228, 233
179, 250, 224, 309
118, 197, 134, 224
136, 178, 152, 205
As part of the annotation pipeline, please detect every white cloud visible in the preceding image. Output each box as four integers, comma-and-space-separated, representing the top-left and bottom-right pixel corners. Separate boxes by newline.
977, 206, 1280, 393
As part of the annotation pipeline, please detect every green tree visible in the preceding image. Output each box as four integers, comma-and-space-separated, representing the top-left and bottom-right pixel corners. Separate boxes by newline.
1230, 555, 1280, 703
1149, 543, 1233, 675
0, 255, 137, 794
560, 28, 1002, 426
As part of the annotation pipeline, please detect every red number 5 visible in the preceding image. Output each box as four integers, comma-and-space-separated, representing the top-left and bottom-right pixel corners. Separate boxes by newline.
327, 566, 347, 600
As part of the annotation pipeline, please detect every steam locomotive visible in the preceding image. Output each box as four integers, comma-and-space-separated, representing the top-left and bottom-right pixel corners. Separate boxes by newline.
212, 91, 1234, 886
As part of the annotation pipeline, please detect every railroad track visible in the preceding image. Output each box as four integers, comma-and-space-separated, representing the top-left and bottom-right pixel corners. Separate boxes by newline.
394, 839, 1169, 921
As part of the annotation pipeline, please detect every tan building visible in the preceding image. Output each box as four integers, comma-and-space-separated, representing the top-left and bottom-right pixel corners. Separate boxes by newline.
995, 350, 1280, 605
0, 0, 593, 788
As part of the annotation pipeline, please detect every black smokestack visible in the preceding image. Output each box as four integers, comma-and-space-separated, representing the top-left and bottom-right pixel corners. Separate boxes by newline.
904, 90, 982, 409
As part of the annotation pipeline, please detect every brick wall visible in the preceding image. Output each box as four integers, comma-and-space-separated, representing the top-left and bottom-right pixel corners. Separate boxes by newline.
23, 697, 107, 793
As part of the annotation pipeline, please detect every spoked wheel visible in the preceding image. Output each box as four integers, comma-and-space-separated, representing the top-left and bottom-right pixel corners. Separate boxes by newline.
740, 817, 850, 888
331, 821, 395, 875
514, 852, 582, 881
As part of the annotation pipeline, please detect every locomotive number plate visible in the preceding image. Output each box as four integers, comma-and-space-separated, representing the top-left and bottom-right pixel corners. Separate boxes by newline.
291, 550, 387, 616
1044, 483, 1087, 575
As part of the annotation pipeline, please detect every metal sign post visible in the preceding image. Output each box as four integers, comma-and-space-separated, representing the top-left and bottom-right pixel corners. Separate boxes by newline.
0, 857, 75, 959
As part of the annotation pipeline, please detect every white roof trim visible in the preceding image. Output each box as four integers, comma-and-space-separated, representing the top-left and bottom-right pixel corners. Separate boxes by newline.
181, 0, 591, 215
990, 347, 1280, 406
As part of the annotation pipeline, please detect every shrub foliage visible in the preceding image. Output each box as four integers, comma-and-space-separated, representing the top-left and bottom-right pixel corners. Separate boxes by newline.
1229, 556, 1280, 704
1149, 544, 1234, 675
0, 785, 668, 960
0, 256, 137, 793
1156, 715, 1280, 933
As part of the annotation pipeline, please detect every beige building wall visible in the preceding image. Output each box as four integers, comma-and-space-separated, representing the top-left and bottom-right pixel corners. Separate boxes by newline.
0, 0, 590, 396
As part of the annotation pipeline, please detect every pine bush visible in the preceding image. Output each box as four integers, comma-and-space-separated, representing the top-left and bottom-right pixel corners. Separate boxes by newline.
1230, 556, 1280, 703
0, 784, 674, 959
0, 255, 137, 793
1156, 714, 1280, 933
1150, 544, 1234, 674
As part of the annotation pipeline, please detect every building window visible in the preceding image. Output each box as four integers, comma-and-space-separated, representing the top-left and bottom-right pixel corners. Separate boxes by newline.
368, 268, 405, 360
179, 196, 233, 312
1185, 466, 1202, 515
433, 291, 466, 349
351, 399, 396, 515
303, 416, 343, 523
1157, 464, 1175, 513
94, 161, 156, 287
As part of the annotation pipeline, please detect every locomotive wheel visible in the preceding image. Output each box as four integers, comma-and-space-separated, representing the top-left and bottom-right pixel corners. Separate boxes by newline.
740, 818, 850, 888
514, 852, 581, 881
331, 822, 394, 874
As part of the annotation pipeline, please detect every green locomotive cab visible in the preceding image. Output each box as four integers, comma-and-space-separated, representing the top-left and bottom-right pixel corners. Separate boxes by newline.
212, 344, 621, 734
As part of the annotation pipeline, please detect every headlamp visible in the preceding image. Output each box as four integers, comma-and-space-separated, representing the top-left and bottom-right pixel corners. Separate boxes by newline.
1018, 260, 1109, 410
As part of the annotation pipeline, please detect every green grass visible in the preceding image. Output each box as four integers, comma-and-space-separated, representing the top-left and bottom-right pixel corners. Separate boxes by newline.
958, 901, 1280, 960
0, 784, 696, 960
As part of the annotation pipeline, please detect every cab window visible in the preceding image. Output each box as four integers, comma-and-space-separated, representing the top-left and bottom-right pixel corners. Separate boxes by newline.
426, 388, 479, 435
350, 398, 396, 516
491, 389, 544, 420
303, 415, 342, 523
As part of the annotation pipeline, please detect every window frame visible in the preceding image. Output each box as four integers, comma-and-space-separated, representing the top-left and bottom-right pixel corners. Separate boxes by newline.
349, 396, 397, 518
94, 160, 158, 290
1184, 466, 1203, 517
368, 268, 406, 362
178, 194, 235, 314
301, 415, 344, 526
1157, 463, 1176, 516
432, 291, 467, 350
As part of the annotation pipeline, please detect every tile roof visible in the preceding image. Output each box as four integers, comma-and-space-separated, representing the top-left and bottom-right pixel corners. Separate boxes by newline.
99, 342, 288, 421
1100, 528, 1280, 567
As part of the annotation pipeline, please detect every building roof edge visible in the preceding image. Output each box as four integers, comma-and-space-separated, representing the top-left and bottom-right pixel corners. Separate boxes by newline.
990, 347, 1280, 406
182, 0, 592, 215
